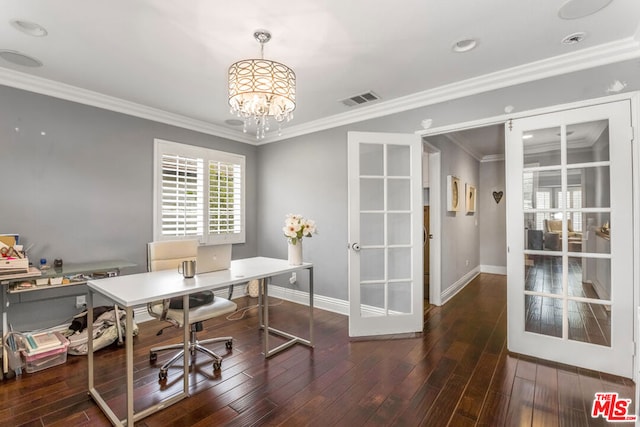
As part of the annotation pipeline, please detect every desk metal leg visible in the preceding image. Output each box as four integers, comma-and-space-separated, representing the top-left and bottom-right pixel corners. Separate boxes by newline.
182, 294, 189, 395
263, 277, 270, 356
309, 266, 314, 347
125, 307, 134, 424
1, 285, 7, 379
88, 295, 191, 426
262, 266, 315, 358
87, 291, 94, 389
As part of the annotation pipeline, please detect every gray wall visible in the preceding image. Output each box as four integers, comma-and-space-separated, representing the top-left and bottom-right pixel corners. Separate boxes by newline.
0, 85, 258, 329
256, 127, 348, 299
479, 160, 507, 268
425, 134, 481, 292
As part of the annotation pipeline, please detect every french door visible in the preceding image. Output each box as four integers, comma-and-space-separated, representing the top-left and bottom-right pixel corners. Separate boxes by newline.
347, 131, 423, 337
506, 100, 634, 377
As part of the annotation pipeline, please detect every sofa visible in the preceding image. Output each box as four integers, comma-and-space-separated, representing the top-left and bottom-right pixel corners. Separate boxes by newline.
543, 219, 582, 251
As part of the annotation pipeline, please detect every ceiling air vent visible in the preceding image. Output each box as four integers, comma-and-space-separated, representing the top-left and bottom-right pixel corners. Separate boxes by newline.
341, 91, 380, 107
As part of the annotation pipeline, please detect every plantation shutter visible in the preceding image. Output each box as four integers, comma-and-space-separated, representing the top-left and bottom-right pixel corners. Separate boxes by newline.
160, 153, 204, 237
209, 160, 242, 235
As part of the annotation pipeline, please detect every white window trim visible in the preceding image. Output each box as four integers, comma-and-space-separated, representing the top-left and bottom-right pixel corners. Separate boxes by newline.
153, 139, 246, 245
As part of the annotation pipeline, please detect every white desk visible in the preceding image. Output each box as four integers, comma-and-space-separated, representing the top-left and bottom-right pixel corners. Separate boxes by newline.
86, 257, 313, 426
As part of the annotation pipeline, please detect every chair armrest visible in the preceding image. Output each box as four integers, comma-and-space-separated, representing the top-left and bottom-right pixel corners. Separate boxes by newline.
147, 299, 172, 321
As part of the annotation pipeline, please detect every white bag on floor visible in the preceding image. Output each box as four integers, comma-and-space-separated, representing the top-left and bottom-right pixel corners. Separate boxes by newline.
66, 305, 138, 355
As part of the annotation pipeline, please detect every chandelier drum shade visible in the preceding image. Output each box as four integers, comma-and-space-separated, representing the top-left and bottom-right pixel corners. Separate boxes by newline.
228, 30, 296, 139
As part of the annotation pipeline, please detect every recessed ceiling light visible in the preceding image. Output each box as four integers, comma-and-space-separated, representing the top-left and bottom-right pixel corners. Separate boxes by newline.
558, 0, 613, 20
452, 39, 477, 53
0, 50, 42, 67
10, 19, 48, 37
224, 119, 244, 126
561, 32, 586, 45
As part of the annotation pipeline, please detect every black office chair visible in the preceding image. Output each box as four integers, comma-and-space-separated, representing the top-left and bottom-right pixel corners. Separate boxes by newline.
146, 239, 237, 380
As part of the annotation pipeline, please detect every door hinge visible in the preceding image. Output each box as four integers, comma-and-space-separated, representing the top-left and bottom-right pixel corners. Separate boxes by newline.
632, 341, 636, 356
630, 126, 635, 142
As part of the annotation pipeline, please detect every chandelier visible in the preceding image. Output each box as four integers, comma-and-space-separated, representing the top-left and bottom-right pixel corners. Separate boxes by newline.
228, 30, 296, 139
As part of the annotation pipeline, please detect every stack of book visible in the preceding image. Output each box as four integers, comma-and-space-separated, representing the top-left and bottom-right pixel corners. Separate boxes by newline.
23, 331, 68, 355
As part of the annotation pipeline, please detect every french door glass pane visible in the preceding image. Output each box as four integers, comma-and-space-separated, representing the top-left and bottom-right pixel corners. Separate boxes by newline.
524, 255, 563, 294
575, 257, 611, 300
525, 295, 562, 338
523, 127, 561, 166
388, 213, 411, 245
361, 248, 384, 281
360, 213, 384, 246
387, 179, 410, 210
567, 120, 610, 164
360, 178, 384, 210
570, 166, 610, 208
522, 170, 562, 209
388, 282, 412, 314
388, 247, 411, 279
387, 145, 410, 176
568, 300, 611, 347
360, 143, 383, 175
361, 283, 384, 317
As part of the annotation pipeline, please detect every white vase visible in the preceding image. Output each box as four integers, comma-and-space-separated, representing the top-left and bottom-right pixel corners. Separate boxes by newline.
288, 241, 303, 266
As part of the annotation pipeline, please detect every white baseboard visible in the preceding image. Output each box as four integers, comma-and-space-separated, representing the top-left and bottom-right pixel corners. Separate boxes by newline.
440, 267, 481, 305
589, 279, 610, 301
268, 285, 349, 316
480, 265, 507, 275
134, 306, 153, 323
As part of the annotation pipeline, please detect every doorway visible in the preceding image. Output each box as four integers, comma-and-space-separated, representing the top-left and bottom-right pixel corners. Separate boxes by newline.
423, 206, 430, 306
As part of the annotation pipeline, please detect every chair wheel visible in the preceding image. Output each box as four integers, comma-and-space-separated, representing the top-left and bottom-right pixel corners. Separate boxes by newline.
225, 340, 233, 350
159, 369, 168, 381
150, 352, 157, 362
213, 361, 222, 371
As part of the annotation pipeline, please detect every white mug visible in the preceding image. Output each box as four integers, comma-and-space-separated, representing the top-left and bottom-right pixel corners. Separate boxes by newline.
178, 260, 196, 278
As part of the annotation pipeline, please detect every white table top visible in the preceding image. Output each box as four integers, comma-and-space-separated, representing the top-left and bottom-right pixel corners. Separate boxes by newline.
87, 257, 312, 307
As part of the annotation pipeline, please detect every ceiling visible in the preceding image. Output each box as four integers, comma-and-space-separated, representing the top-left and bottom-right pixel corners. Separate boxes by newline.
1, 0, 639, 146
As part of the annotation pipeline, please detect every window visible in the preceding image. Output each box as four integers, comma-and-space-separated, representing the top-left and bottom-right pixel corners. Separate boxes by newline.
154, 139, 245, 244
557, 187, 583, 232
535, 190, 551, 231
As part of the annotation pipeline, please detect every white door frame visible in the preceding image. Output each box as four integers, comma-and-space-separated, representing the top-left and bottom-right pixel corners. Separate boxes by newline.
416, 91, 639, 381
423, 142, 442, 305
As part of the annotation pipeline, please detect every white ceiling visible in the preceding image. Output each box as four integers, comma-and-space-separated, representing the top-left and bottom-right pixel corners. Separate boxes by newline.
1, 0, 639, 146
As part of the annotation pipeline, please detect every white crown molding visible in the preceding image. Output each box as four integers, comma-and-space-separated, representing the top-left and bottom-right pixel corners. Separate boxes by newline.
267, 36, 640, 143
481, 154, 505, 163
0, 67, 257, 145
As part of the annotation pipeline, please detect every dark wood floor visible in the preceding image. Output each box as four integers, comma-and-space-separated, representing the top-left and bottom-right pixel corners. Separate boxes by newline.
0, 273, 635, 426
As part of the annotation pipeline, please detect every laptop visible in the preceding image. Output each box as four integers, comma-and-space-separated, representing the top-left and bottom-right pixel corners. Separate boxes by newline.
196, 244, 232, 274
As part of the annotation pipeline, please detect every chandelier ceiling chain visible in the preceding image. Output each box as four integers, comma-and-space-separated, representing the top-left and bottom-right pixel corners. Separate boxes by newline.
228, 30, 296, 140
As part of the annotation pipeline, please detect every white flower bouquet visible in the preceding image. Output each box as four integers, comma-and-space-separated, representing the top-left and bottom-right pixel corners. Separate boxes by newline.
282, 214, 317, 245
